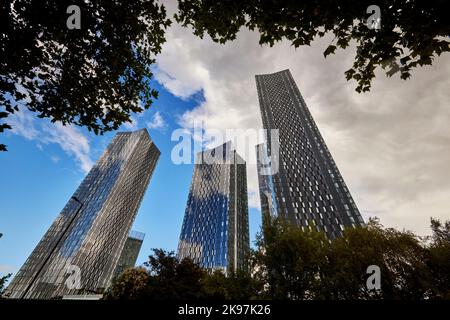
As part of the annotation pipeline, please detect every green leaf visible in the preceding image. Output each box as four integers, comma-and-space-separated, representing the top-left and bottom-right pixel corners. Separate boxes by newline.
323, 45, 337, 57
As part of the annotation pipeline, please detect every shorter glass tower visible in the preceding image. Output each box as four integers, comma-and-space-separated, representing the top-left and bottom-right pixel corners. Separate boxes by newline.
177, 142, 249, 274
112, 230, 145, 280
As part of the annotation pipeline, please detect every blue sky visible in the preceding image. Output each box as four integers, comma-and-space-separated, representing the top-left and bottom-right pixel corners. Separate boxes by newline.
0, 80, 263, 276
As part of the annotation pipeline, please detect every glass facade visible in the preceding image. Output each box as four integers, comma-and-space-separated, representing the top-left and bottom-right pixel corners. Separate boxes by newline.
256, 143, 280, 226
256, 70, 364, 239
177, 142, 250, 274
5, 129, 160, 299
111, 230, 145, 280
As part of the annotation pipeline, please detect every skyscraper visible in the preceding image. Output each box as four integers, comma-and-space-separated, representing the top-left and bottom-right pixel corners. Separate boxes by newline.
6, 129, 160, 299
177, 142, 249, 274
111, 230, 145, 281
255, 69, 364, 239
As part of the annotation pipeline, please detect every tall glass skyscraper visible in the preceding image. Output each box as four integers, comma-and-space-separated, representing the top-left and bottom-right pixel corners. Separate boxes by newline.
6, 129, 160, 299
255, 69, 364, 239
177, 142, 250, 274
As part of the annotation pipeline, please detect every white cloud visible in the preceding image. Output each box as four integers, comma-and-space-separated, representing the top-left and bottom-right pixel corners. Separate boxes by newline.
155, 68, 205, 99
154, 7, 450, 236
147, 111, 166, 130
41, 123, 93, 173
8, 108, 39, 140
8, 109, 93, 173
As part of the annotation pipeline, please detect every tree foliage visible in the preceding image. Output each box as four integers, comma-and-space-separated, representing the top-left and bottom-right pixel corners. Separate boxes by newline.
202, 269, 262, 300
144, 248, 206, 299
0, 273, 12, 299
426, 218, 450, 299
175, 0, 450, 92
106, 218, 450, 300
252, 217, 450, 299
105, 249, 208, 300
252, 218, 328, 299
104, 267, 150, 300
0, 0, 171, 151
319, 219, 432, 299
0, 218, 445, 300
104, 249, 260, 300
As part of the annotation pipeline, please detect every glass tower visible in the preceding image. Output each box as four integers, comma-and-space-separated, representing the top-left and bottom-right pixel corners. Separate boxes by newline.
177, 142, 250, 274
111, 230, 145, 280
255, 69, 364, 239
6, 129, 160, 299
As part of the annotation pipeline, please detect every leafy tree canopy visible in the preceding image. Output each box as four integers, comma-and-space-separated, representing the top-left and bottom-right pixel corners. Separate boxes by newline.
106, 218, 450, 300
0, 0, 171, 151
175, 0, 450, 92
104, 249, 260, 300
253, 217, 450, 299
105, 249, 207, 300
0, 273, 12, 298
